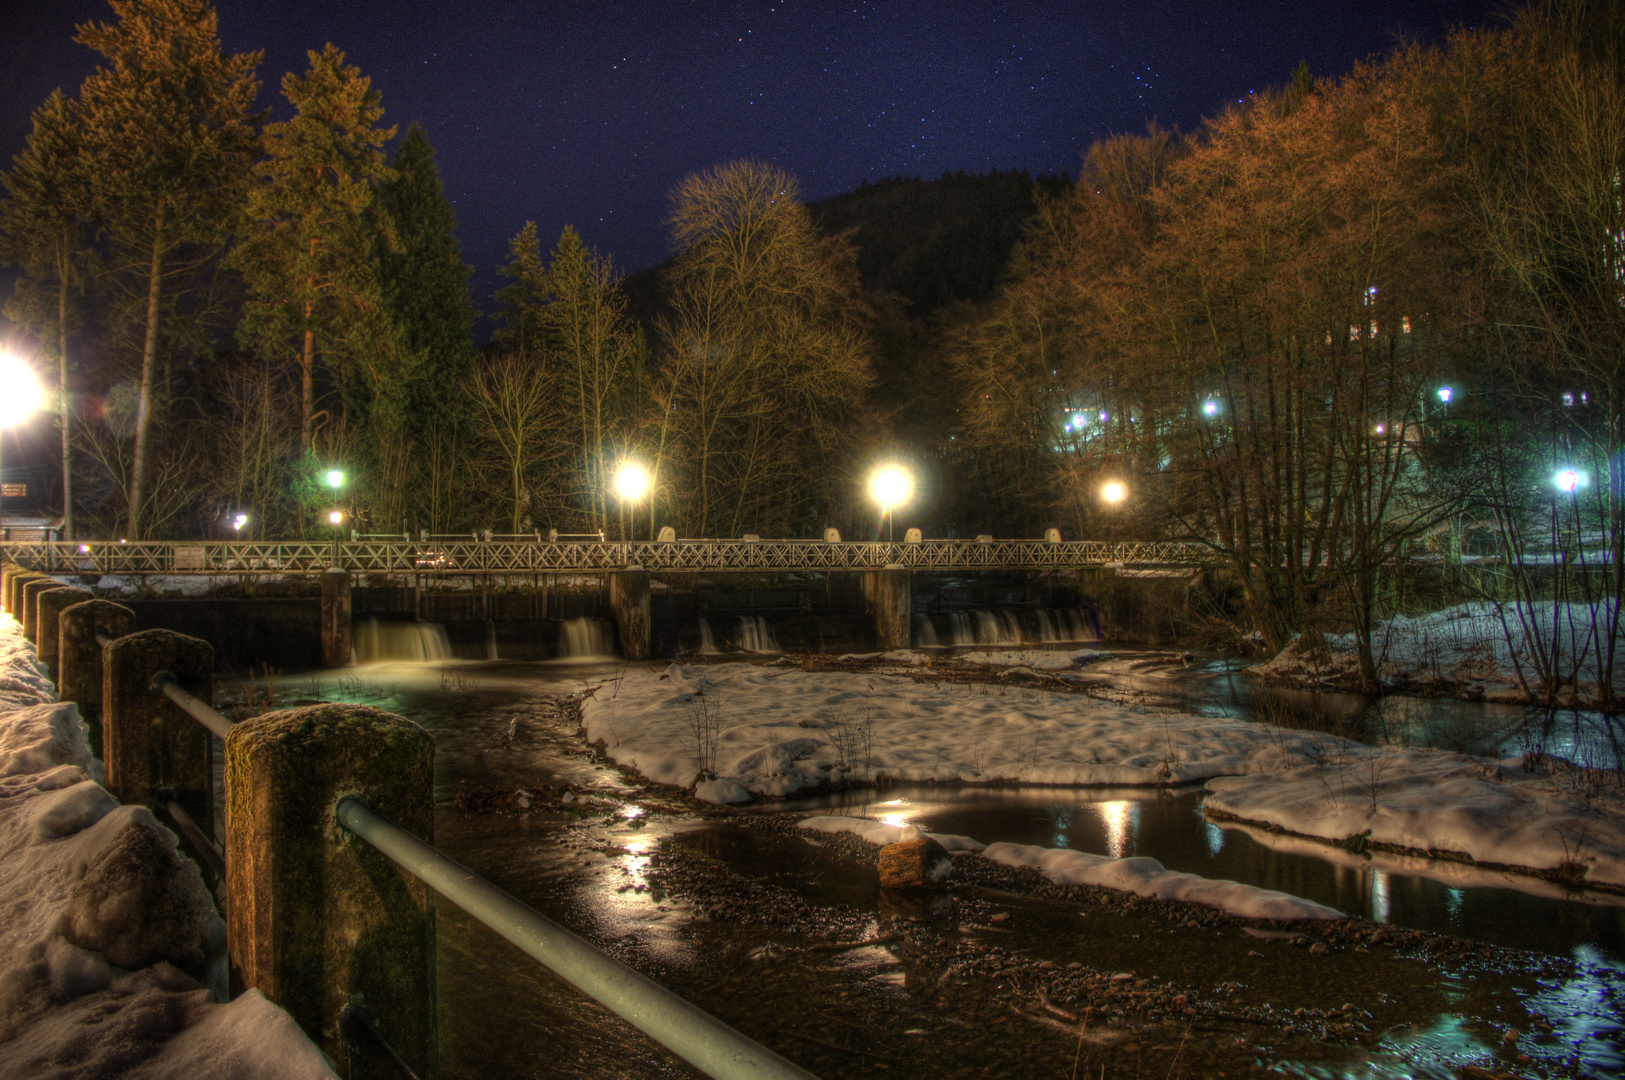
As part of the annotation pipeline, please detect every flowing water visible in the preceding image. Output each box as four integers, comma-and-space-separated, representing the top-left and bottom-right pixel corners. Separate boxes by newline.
234, 652, 1624, 1078
352, 617, 452, 663
558, 617, 616, 658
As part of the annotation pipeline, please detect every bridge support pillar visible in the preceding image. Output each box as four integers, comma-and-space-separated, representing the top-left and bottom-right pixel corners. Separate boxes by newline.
864, 566, 912, 651
608, 568, 650, 660
225, 705, 437, 1080
321, 567, 352, 667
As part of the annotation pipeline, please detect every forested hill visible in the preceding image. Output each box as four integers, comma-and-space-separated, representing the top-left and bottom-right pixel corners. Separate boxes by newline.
807, 169, 1071, 316
620, 168, 1071, 331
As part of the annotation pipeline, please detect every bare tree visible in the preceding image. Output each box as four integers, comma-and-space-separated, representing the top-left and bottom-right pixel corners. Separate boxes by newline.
463, 353, 561, 533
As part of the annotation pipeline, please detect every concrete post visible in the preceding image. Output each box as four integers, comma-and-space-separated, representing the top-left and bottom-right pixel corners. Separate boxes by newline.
22, 576, 64, 643
320, 567, 352, 667
36, 586, 93, 678
0, 564, 27, 614
103, 630, 214, 834
225, 705, 437, 1079
607, 568, 650, 660
58, 599, 136, 723
6, 570, 46, 623
864, 566, 913, 651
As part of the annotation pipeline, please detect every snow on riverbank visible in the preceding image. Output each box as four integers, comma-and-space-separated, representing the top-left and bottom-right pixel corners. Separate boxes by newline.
583, 661, 1352, 801
1205, 749, 1625, 889
796, 814, 1342, 921
1249, 601, 1625, 701
0, 615, 336, 1079
586, 660, 1625, 890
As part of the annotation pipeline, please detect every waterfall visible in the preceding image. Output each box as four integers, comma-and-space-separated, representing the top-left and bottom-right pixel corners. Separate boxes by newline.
697, 618, 720, 654
947, 612, 974, 646
1034, 609, 1057, 642
559, 618, 616, 658
737, 615, 780, 652
913, 614, 940, 647
997, 611, 1023, 644
973, 611, 1001, 645
353, 618, 452, 663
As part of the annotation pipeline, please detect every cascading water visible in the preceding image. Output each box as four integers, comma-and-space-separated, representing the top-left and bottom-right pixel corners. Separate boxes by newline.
353, 618, 452, 663
697, 618, 721, 654
558, 617, 616, 658
737, 615, 780, 652
931, 608, 1099, 648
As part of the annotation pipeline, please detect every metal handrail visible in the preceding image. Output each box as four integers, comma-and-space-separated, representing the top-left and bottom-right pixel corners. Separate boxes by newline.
152, 672, 234, 740
336, 797, 819, 1080
161, 793, 226, 879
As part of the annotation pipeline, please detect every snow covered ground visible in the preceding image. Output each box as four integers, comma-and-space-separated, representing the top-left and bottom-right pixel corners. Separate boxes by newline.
585, 661, 1351, 800
797, 814, 1343, 921
584, 660, 1625, 890
1250, 601, 1625, 701
0, 614, 336, 1079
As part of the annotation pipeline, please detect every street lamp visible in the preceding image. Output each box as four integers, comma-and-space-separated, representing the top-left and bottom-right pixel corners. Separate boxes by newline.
1554, 468, 1584, 494
325, 470, 344, 490
868, 464, 914, 542
613, 461, 650, 541
1101, 480, 1128, 505
0, 353, 45, 526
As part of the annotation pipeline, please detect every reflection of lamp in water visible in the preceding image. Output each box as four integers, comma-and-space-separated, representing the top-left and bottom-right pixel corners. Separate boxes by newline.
1370, 868, 1391, 922
1097, 800, 1132, 859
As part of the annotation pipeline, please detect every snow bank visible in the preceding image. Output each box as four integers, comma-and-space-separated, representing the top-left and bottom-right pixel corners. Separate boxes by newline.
1250, 601, 1625, 697
1205, 749, 1625, 888
583, 661, 1351, 800
982, 841, 1344, 920
795, 815, 1337, 920
0, 619, 337, 1078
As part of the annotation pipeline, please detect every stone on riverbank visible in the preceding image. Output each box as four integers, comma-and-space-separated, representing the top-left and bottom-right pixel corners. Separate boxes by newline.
879, 835, 952, 888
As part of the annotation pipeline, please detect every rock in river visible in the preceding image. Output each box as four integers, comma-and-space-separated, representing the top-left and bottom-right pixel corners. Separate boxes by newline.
878, 836, 952, 889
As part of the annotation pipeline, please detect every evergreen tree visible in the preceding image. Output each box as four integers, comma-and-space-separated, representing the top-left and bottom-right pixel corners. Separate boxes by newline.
233, 44, 399, 461
0, 91, 91, 536
377, 123, 476, 428
493, 221, 549, 357
73, 0, 261, 538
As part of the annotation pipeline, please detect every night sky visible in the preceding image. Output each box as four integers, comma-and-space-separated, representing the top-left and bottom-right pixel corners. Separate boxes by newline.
1, 0, 1503, 317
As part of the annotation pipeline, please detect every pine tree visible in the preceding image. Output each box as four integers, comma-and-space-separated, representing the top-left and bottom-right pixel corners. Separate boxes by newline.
377, 123, 476, 429
0, 91, 92, 536
233, 44, 398, 461
493, 221, 549, 357
74, 0, 261, 538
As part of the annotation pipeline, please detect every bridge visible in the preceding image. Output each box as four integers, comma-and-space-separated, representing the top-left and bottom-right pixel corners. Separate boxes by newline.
0, 536, 1219, 577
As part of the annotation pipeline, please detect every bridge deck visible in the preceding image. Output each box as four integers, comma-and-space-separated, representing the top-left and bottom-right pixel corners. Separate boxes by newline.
1, 538, 1217, 576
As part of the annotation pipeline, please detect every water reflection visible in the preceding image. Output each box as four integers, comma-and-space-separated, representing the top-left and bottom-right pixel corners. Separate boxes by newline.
1095, 799, 1132, 858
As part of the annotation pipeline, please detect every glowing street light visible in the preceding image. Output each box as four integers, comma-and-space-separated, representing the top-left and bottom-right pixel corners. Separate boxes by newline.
232, 513, 248, 532
1101, 480, 1128, 504
0, 353, 44, 516
328, 509, 343, 525
325, 469, 345, 489
613, 461, 650, 502
1437, 386, 1453, 404
868, 464, 914, 542
1201, 399, 1221, 418
1554, 469, 1584, 494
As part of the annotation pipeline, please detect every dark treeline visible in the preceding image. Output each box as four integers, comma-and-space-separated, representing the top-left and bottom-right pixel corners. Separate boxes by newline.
2, 0, 1622, 697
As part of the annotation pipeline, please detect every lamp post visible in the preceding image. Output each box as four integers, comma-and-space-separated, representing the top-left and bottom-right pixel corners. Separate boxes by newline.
867, 465, 914, 543
613, 461, 651, 543
1101, 480, 1128, 505
0, 353, 45, 537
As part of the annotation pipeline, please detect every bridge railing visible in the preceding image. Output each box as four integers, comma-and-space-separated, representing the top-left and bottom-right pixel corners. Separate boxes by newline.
1, 536, 1219, 575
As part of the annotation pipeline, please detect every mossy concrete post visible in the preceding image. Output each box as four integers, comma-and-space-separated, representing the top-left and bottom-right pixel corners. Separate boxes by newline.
863, 566, 912, 650
7, 570, 46, 622
225, 705, 437, 1079
0, 564, 29, 614
608, 568, 650, 659
22, 576, 64, 643
36, 586, 93, 678
321, 567, 352, 667
59, 599, 136, 722
103, 629, 214, 833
